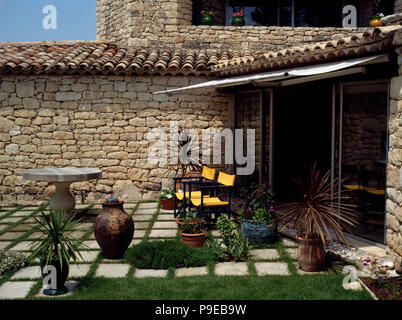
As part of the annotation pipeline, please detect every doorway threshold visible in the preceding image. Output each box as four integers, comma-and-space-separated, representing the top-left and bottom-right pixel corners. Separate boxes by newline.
343, 233, 387, 257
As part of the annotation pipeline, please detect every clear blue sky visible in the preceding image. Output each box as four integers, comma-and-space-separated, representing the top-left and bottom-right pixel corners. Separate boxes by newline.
0, 0, 96, 42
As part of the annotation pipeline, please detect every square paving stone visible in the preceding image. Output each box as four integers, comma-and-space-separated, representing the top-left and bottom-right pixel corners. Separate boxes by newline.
157, 214, 175, 221
77, 250, 100, 263
133, 215, 153, 222
214, 262, 249, 276
95, 263, 130, 278
133, 230, 146, 239
153, 221, 177, 229
0, 225, 7, 231
249, 249, 280, 261
123, 203, 138, 209
129, 239, 142, 247
282, 238, 298, 247
254, 262, 290, 276
35, 281, 79, 298
0, 281, 36, 299
134, 222, 150, 230
285, 248, 298, 260
11, 241, 33, 251
12, 211, 33, 217
11, 224, 34, 232
137, 202, 158, 209
79, 223, 94, 229
134, 269, 168, 278
175, 267, 208, 277
68, 264, 91, 278
1, 217, 24, 224
149, 229, 177, 238
80, 240, 100, 250
159, 209, 174, 214
11, 266, 41, 280
135, 208, 157, 215
0, 232, 25, 240
0, 241, 12, 250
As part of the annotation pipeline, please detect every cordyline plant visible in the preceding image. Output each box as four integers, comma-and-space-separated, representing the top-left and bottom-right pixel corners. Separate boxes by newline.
274, 164, 359, 247
28, 209, 86, 270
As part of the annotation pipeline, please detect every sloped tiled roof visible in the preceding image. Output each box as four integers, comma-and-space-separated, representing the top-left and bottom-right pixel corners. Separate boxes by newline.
0, 26, 400, 77
213, 25, 402, 76
0, 40, 255, 76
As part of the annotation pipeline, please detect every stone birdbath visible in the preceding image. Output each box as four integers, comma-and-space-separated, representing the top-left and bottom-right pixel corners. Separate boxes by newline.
23, 168, 102, 213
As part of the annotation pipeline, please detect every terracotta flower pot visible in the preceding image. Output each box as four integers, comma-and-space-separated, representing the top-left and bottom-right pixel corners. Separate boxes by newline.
94, 200, 134, 259
160, 198, 174, 210
370, 19, 382, 27
180, 230, 207, 247
296, 233, 326, 272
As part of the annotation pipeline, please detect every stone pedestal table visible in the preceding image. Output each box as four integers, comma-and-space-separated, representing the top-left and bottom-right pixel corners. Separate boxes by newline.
23, 168, 102, 213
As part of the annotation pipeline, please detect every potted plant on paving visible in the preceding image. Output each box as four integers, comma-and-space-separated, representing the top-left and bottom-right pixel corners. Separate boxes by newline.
239, 183, 277, 243
159, 189, 175, 210
28, 209, 85, 296
275, 164, 359, 272
179, 213, 207, 247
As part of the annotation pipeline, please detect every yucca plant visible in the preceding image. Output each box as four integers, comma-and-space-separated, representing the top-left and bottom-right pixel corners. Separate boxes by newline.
275, 163, 359, 247
28, 209, 86, 270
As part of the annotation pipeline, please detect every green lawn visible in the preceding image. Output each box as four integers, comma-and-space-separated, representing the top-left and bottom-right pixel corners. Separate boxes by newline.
32, 274, 372, 300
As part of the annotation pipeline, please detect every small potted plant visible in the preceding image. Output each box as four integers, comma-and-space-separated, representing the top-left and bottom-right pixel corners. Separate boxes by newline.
370, 0, 384, 27
159, 189, 175, 210
239, 183, 277, 243
28, 209, 86, 296
179, 213, 207, 247
200, 0, 216, 25
275, 164, 359, 272
232, 7, 245, 26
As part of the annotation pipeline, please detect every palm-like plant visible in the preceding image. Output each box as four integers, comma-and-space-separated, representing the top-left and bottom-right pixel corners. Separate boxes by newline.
170, 130, 202, 175
275, 163, 359, 247
28, 209, 86, 269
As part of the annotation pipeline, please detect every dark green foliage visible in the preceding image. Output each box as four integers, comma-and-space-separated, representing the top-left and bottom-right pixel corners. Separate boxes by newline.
125, 240, 217, 269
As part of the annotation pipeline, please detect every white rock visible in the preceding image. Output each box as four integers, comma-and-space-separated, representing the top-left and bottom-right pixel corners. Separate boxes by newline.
342, 281, 363, 291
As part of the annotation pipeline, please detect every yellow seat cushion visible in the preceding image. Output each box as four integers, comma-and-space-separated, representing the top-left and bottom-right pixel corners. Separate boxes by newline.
175, 191, 210, 201
343, 184, 363, 191
217, 171, 236, 187
202, 166, 216, 181
191, 197, 229, 207
364, 187, 385, 195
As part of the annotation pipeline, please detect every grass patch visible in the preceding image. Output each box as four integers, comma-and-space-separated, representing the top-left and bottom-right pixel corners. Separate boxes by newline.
33, 274, 372, 300
125, 240, 217, 269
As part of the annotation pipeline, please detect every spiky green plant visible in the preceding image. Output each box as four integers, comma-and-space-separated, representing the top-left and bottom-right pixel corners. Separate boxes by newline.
27, 210, 86, 270
274, 163, 359, 247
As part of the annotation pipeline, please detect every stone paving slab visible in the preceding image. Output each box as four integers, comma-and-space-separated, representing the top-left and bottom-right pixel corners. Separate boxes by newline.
134, 222, 150, 229
153, 221, 177, 229
0, 231, 25, 240
80, 240, 100, 250
0, 241, 12, 250
134, 269, 168, 278
137, 202, 159, 209
135, 208, 158, 215
175, 267, 208, 277
35, 281, 80, 298
1, 217, 23, 224
0, 225, 7, 231
157, 214, 175, 221
129, 239, 142, 247
77, 250, 100, 263
133, 214, 153, 222
11, 266, 41, 279
214, 262, 249, 276
149, 229, 177, 238
11, 241, 34, 251
282, 238, 298, 247
95, 263, 130, 278
254, 262, 290, 276
249, 249, 280, 261
12, 211, 33, 217
295, 263, 329, 275
123, 203, 139, 209
0, 281, 36, 299
10, 224, 34, 232
133, 230, 146, 239
285, 248, 298, 260
68, 264, 91, 278
159, 209, 174, 214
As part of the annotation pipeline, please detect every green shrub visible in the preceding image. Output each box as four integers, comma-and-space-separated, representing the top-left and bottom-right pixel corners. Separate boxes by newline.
0, 250, 27, 276
125, 240, 217, 269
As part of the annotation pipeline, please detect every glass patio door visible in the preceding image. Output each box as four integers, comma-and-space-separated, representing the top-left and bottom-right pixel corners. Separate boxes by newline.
336, 81, 389, 244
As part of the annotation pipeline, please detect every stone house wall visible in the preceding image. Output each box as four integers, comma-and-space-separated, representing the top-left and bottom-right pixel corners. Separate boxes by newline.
0, 75, 231, 206
386, 32, 402, 272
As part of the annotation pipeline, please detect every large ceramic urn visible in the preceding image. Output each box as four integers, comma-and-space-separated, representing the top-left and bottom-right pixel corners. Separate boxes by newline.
94, 198, 134, 259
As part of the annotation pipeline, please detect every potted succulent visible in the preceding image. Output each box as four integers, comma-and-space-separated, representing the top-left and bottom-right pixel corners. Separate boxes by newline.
179, 213, 207, 247
232, 7, 245, 26
370, 0, 384, 27
275, 164, 359, 272
28, 209, 86, 296
159, 189, 175, 210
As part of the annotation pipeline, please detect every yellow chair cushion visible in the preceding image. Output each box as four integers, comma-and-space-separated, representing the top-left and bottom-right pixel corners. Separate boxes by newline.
175, 191, 210, 201
364, 187, 385, 195
217, 171, 236, 187
343, 184, 363, 191
202, 166, 216, 181
191, 197, 229, 207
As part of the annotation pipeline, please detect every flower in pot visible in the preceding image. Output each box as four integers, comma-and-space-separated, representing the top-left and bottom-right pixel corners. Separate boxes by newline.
28, 209, 86, 296
239, 183, 277, 243
232, 7, 245, 26
370, 0, 384, 27
201, 10, 216, 25
179, 213, 207, 247
159, 189, 175, 210
275, 164, 359, 272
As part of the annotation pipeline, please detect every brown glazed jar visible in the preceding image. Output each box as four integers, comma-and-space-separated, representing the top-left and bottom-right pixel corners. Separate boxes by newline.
94, 199, 134, 259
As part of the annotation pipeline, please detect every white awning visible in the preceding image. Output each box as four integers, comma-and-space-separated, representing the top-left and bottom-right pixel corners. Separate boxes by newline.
153, 54, 389, 95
